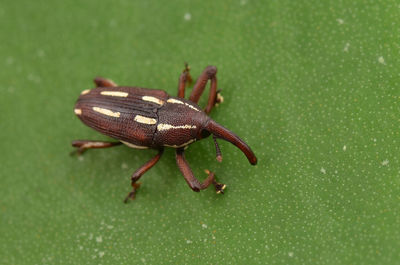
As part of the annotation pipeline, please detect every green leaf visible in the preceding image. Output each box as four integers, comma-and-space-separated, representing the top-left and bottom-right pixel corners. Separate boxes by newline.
1, 0, 399, 264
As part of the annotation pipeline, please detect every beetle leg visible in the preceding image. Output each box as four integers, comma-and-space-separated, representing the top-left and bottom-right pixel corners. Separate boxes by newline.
94, 77, 118, 87
177, 63, 192, 98
215, 89, 224, 106
189, 65, 219, 114
124, 148, 164, 203
175, 148, 226, 193
204, 169, 226, 194
71, 140, 122, 155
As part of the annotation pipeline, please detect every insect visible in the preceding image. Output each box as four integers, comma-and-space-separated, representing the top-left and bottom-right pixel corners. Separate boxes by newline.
72, 64, 257, 202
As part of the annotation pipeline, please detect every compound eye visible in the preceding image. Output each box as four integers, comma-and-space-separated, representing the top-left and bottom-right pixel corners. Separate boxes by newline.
199, 129, 211, 139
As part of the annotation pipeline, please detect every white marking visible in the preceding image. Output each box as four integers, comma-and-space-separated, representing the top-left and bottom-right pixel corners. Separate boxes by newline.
27, 73, 41, 83
343, 145, 347, 151
163, 139, 195, 148
101, 91, 128, 97
184, 12, 191, 21
157, 123, 196, 131
320, 167, 326, 174
217, 93, 224, 103
82, 142, 110, 148
92, 107, 120, 117
167, 98, 200, 111
344, 43, 350, 52
81, 89, 90, 95
74, 108, 82, 115
336, 18, 344, 24
37, 49, 45, 57
216, 93, 224, 107
134, 115, 157, 125
6, 56, 14, 65
121, 141, 149, 149
186, 104, 200, 111
167, 98, 184, 104
378, 56, 386, 65
381, 159, 389, 166
142, 96, 164, 105
216, 188, 225, 194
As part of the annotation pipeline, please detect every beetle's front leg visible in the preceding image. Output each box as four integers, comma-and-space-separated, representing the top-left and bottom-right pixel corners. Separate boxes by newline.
175, 148, 226, 193
189, 65, 222, 114
71, 140, 122, 155
177, 63, 192, 98
124, 148, 164, 203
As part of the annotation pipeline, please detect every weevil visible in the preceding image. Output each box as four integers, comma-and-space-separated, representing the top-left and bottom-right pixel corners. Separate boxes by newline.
72, 65, 257, 202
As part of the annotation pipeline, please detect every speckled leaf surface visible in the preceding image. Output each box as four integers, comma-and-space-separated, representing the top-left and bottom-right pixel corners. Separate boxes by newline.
1, 0, 399, 264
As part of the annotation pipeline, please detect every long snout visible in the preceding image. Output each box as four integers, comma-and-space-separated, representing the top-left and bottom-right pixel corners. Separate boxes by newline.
205, 120, 257, 165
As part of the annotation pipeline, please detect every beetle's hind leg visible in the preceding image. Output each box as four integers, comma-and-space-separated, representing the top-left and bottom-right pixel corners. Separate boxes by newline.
177, 63, 193, 98
94, 77, 118, 87
124, 148, 164, 203
175, 148, 226, 194
71, 140, 122, 155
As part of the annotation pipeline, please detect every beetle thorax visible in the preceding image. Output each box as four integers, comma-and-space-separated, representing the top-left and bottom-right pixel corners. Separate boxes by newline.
152, 97, 210, 148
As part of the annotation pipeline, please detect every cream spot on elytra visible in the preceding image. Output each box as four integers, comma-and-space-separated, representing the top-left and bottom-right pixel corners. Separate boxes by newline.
81, 89, 90, 95
167, 98, 200, 111
142, 96, 164, 105
100, 91, 128, 97
134, 115, 157, 125
92, 107, 120, 117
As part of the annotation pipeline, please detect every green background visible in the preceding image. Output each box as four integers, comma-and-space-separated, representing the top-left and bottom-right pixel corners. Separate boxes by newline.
1, 0, 399, 264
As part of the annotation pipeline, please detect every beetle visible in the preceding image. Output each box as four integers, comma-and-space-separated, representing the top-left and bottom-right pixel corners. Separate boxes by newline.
72, 64, 257, 202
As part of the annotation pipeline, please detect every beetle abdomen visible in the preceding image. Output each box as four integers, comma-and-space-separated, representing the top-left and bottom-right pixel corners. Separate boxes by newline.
74, 87, 168, 147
